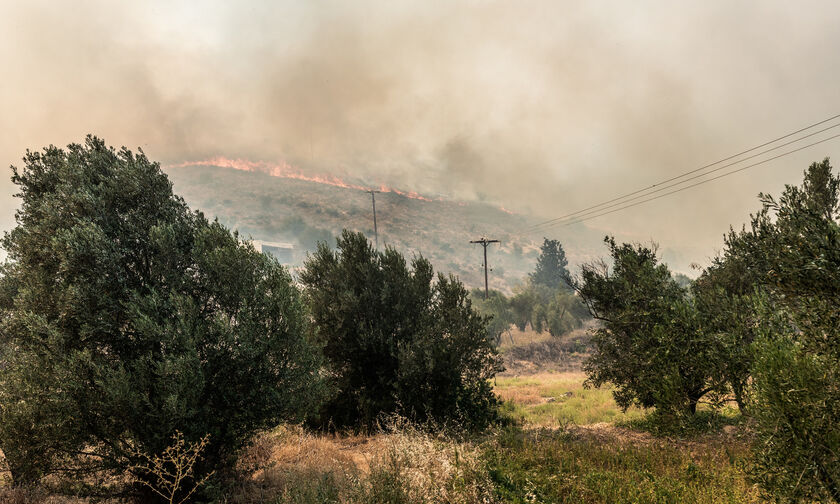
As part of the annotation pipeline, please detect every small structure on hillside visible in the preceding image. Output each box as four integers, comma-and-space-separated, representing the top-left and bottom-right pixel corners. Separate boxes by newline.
251, 240, 294, 264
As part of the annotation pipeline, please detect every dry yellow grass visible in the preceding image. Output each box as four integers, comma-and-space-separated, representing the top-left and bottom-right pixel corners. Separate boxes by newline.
499, 325, 594, 375
229, 422, 494, 504
0, 418, 759, 504
497, 326, 553, 349
494, 371, 646, 426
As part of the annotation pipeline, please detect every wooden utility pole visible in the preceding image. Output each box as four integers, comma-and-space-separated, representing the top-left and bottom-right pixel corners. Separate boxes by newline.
367, 190, 381, 249
470, 237, 500, 299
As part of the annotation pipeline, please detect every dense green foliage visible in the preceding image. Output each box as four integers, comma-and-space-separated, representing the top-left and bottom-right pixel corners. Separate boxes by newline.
0, 138, 324, 496
687, 159, 840, 501
300, 230, 503, 430
727, 159, 840, 502
576, 238, 727, 416
471, 285, 589, 344
529, 238, 570, 291
691, 276, 759, 412
510, 284, 589, 336
750, 335, 839, 502
691, 193, 777, 413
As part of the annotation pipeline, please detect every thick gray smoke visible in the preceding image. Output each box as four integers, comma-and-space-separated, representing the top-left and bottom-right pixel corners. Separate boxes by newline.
2, 1, 839, 265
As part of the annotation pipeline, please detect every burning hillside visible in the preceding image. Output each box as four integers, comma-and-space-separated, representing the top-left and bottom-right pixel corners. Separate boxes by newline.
169, 157, 435, 202
162, 163, 606, 293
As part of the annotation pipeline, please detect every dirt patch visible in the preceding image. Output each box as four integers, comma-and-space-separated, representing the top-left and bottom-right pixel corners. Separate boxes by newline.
569, 421, 750, 458
500, 328, 594, 376
502, 353, 588, 375
571, 422, 660, 446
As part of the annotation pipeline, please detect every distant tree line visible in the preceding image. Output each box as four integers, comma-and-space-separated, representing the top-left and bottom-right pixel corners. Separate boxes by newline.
471, 238, 590, 345
575, 159, 840, 502
0, 138, 502, 502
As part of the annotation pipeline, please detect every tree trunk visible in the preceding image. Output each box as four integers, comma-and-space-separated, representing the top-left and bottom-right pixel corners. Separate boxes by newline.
8, 467, 20, 487
8, 464, 37, 488
687, 399, 698, 416
732, 381, 746, 413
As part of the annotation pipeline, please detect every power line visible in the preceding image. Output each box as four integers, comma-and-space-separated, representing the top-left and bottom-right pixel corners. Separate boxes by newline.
469, 238, 500, 299
527, 113, 840, 231
525, 112, 840, 232
527, 122, 840, 232
366, 190, 381, 249
553, 132, 840, 228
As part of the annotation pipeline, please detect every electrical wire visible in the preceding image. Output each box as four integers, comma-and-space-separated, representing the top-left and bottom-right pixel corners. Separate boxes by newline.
527, 122, 840, 232
524, 112, 840, 232
551, 132, 840, 228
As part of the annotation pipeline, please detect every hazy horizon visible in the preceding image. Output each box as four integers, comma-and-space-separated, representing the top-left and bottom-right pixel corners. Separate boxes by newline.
3, 0, 839, 270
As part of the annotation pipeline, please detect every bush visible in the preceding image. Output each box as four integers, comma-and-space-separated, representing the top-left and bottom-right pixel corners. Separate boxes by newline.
0, 137, 324, 497
300, 230, 503, 430
470, 289, 513, 345
505, 284, 588, 336
751, 335, 840, 502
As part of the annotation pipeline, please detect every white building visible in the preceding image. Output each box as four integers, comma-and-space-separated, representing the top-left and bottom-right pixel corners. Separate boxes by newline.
250, 240, 295, 264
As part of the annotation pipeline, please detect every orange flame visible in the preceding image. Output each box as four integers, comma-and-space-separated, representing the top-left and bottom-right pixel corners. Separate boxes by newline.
168, 156, 437, 202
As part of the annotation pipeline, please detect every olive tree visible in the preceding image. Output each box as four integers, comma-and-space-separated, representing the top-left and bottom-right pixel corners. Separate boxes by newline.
575, 238, 727, 416
745, 159, 840, 502
0, 137, 324, 499
300, 230, 502, 430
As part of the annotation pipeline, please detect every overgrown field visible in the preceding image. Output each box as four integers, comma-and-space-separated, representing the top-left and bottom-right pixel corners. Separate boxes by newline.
0, 320, 759, 503
0, 371, 762, 504
198, 421, 760, 504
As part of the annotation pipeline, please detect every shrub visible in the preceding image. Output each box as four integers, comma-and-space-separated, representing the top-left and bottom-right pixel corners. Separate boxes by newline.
300, 230, 503, 430
0, 137, 324, 497
751, 335, 840, 502
504, 284, 588, 337
470, 289, 513, 345
131, 432, 213, 504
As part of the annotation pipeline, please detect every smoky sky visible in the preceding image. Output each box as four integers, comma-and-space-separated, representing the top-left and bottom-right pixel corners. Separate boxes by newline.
2, 0, 839, 267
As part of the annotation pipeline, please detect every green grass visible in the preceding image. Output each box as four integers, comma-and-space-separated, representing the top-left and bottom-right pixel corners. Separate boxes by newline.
484, 426, 761, 504
619, 406, 745, 437
495, 372, 646, 426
